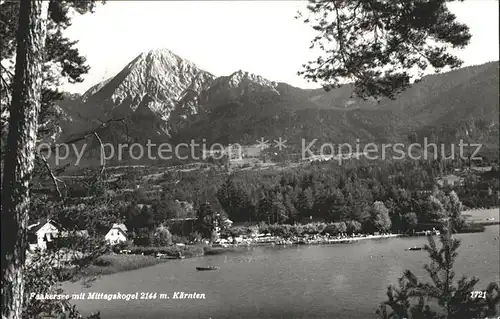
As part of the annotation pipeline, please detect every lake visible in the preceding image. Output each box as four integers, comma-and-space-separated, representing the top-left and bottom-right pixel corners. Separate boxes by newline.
64, 225, 500, 319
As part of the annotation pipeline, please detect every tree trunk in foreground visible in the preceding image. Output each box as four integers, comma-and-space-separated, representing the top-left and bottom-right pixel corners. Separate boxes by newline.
1, 1, 49, 318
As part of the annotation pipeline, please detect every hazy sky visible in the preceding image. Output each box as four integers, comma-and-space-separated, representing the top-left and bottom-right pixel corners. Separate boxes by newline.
63, 0, 499, 94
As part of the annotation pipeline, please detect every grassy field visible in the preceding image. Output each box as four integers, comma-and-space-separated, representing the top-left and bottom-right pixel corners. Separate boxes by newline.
80, 254, 166, 277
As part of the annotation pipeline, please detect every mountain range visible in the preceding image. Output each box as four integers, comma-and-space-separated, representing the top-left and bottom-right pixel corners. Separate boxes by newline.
55, 48, 499, 160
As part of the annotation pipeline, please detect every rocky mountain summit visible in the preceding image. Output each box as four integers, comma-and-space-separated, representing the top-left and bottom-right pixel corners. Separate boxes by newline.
77, 48, 215, 136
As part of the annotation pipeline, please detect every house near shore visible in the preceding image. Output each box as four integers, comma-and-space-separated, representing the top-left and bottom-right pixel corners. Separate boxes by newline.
27, 219, 89, 251
27, 219, 60, 251
105, 223, 128, 245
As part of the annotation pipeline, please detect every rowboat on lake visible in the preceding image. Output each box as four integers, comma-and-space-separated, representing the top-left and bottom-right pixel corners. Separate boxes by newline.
196, 266, 219, 271
406, 246, 423, 251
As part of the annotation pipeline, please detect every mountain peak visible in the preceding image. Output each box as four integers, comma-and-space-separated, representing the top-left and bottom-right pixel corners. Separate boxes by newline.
145, 47, 178, 56
228, 70, 276, 86
127, 47, 203, 74
56, 60, 498, 156
230, 69, 249, 77
223, 70, 278, 93
139, 48, 186, 64
77, 47, 215, 136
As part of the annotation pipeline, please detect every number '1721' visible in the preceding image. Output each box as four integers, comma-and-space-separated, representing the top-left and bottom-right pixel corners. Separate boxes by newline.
470, 291, 487, 299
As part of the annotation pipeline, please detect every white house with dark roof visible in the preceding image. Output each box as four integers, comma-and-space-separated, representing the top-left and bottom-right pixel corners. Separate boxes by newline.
105, 223, 128, 245
27, 219, 60, 251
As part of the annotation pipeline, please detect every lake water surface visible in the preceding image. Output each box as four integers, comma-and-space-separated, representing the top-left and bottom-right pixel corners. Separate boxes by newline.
65, 225, 500, 319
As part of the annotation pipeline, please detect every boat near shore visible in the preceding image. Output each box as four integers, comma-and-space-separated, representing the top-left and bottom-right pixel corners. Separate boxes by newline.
414, 230, 441, 236
196, 266, 219, 271
406, 246, 423, 251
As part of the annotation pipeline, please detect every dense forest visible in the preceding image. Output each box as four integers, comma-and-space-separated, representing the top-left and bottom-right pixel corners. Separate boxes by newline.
30, 156, 499, 241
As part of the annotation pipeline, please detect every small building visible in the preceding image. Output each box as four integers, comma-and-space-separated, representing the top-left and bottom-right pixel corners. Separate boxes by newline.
105, 223, 128, 245
27, 219, 59, 251
435, 174, 464, 188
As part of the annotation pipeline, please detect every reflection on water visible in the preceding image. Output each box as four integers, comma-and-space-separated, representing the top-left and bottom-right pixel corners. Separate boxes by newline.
65, 226, 500, 319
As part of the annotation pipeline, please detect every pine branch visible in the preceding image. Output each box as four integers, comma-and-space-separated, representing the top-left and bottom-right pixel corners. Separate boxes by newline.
93, 131, 105, 178
0, 63, 14, 79
35, 152, 66, 199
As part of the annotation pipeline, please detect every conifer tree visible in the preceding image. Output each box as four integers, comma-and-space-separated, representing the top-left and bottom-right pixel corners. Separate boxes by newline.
299, 0, 472, 99
376, 225, 499, 318
1, 2, 51, 317
1, 0, 98, 142
1, 1, 101, 318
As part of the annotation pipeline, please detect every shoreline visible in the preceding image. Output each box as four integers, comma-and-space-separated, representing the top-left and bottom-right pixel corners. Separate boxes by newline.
76, 234, 406, 279
77, 224, 499, 279
213, 233, 405, 248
